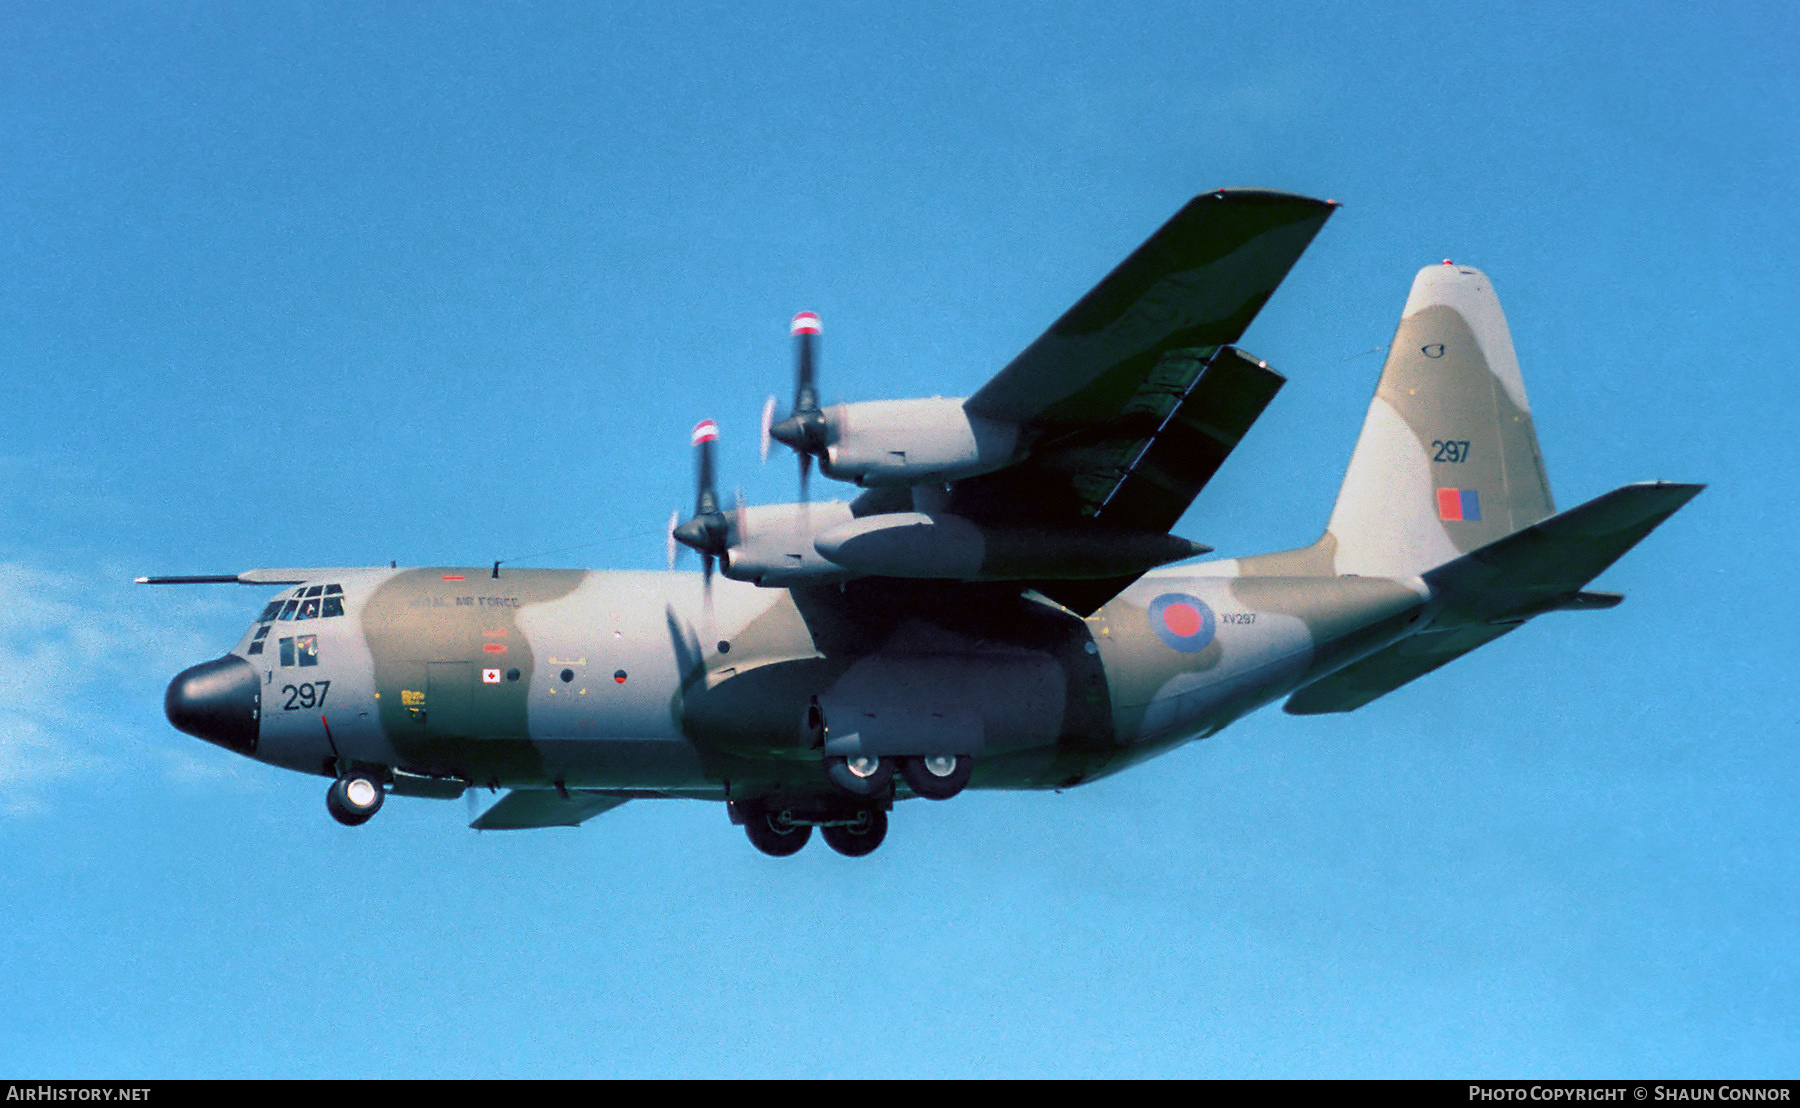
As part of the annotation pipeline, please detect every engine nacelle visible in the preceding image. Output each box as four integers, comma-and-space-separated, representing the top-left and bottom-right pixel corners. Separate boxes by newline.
819, 398, 1020, 487
813, 512, 1210, 581
720, 500, 855, 587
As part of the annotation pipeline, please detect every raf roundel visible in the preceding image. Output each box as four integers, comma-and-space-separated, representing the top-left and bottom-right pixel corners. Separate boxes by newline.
1148, 593, 1216, 653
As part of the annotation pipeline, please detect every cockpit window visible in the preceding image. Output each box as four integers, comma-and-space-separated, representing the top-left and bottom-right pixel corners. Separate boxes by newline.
258, 585, 346, 636
277, 635, 322, 667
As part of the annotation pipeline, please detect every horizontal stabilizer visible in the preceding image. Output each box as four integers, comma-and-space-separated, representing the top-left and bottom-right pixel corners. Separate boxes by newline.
1422, 481, 1704, 626
1284, 481, 1700, 714
1284, 622, 1520, 715
470, 790, 630, 830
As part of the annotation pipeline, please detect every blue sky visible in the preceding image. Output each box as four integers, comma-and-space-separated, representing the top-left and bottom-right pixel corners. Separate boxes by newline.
3, 1, 1796, 1077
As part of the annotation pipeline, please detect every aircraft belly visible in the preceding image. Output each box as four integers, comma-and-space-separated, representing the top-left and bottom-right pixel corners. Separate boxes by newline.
681, 584, 1115, 787
821, 653, 1066, 757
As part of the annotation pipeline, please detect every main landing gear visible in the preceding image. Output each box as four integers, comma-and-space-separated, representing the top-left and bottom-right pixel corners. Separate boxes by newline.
823, 753, 974, 801
737, 746, 973, 856
820, 808, 887, 856
326, 771, 385, 826
741, 805, 812, 856
733, 801, 889, 858
899, 754, 973, 800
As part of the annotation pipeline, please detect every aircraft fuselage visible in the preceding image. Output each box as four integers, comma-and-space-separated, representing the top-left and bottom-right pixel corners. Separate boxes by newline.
169, 565, 1427, 807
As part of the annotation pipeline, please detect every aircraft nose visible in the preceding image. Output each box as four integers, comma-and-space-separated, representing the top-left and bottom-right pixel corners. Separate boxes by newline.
165, 656, 261, 755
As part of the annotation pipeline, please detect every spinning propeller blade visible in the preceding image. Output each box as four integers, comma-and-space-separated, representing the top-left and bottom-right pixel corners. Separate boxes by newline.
670, 419, 728, 609
767, 311, 828, 501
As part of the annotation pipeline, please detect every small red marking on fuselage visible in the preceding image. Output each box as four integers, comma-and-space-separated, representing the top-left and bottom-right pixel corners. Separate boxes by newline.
482, 643, 507, 654
442, 574, 465, 581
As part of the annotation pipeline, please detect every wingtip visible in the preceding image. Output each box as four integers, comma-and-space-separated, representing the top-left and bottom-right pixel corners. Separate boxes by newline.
1199, 187, 1337, 211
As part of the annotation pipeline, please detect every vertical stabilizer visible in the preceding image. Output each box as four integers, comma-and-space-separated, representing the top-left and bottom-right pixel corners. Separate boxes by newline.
1323, 263, 1555, 578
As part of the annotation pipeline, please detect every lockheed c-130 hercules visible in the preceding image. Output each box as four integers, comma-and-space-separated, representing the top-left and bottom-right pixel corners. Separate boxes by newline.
146, 190, 1700, 857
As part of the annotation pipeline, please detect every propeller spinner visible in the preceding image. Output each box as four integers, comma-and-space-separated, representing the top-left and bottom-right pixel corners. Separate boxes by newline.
765, 311, 829, 500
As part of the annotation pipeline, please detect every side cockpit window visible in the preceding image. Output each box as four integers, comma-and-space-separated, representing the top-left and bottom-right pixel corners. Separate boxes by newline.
253, 585, 343, 663
277, 635, 319, 667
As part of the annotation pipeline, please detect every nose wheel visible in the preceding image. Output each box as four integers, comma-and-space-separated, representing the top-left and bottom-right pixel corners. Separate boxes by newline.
326, 773, 385, 826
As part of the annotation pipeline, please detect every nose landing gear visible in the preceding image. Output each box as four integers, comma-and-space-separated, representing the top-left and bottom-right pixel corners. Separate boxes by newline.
326, 772, 385, 826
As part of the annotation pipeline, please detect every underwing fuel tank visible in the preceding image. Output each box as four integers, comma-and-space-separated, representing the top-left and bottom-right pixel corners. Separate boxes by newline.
812, 512, 1210, 581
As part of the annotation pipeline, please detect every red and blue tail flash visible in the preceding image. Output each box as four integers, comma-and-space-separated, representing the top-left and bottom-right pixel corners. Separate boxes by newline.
1436, 487, 1482, 522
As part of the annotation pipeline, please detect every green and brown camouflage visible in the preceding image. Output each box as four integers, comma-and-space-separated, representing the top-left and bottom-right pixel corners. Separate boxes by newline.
156, 194, 1700, 854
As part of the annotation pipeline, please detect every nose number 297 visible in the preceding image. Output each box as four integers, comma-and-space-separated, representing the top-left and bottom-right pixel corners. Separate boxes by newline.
282, 681, 331, 711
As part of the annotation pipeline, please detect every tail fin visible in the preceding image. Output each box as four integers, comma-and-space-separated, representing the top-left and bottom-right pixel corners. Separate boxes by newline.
1324, 263, 1555, 578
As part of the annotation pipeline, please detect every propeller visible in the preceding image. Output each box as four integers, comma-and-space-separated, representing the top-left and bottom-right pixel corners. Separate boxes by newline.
765, 311, 829, 501
670, 419, 730, 607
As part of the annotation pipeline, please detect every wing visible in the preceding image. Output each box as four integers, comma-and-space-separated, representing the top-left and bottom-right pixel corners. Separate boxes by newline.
470, 790, 630, 830
948, 190, 1335, 613
963, 189, 1333, 430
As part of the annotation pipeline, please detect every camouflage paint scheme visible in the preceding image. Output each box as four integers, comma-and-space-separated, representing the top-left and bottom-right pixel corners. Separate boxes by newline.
161, 193, 1700, 849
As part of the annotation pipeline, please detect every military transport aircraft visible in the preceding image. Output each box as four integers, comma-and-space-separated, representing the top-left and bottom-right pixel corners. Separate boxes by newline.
145, 190, 1701, 857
